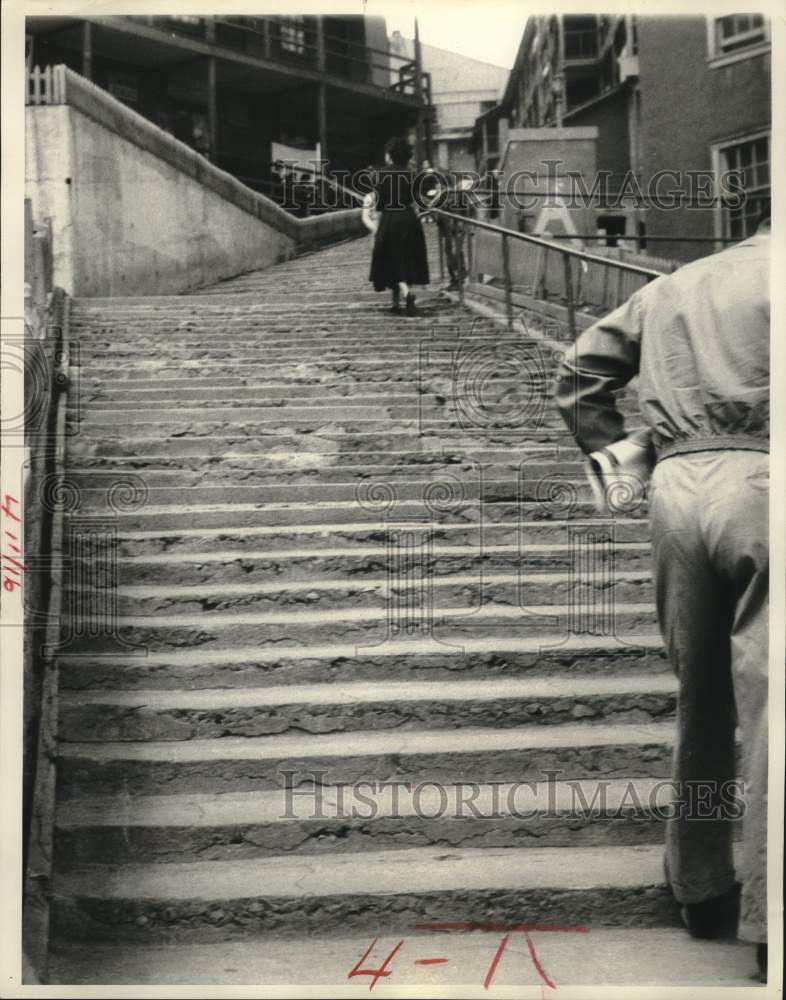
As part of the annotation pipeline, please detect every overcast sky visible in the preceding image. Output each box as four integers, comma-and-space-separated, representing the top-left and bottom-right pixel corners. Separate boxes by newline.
367, 0, 527, 69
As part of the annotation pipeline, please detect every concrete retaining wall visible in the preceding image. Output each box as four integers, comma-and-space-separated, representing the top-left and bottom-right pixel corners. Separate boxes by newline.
25, 68, 364, 296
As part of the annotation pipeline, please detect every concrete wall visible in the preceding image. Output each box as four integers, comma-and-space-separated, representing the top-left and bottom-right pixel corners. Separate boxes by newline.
25, 68, 365, 296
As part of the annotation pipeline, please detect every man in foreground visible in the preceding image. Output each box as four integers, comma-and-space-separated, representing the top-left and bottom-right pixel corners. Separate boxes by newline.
555, 217, 770, 980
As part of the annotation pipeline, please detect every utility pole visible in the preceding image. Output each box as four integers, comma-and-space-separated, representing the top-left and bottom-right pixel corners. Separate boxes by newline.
414, 18, 426, 168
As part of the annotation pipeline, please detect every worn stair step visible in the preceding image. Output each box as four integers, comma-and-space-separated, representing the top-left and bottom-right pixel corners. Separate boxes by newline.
68, 482, 608, 517
58, 600, 659, 652
69, 409, 588, 433
50, 843, 680, 942
104, 519, 650, 557
63, 465, 630, 493
80, 381, 565, 404
77, 385, 559, 410
56, 721, 673, 798
57, 634, 667, 691
55, 775, 682, 866
69, 572, 652, 618
68, 422, 581, 445
65, 459, 592, 484
67, 446, 589, 469
95, 544, 652, 586
67, 432, 535, 458
60, 500, 648, 532
58, 674, 677, 743
69, 334, 582, 355
62, 480, 609, 511
66, 433, 582, 460
44, 928, 761, 987
70, 324, 518, 345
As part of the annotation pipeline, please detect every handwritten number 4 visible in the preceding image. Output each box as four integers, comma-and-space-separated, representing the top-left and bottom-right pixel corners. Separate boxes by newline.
347, 937, 405, 990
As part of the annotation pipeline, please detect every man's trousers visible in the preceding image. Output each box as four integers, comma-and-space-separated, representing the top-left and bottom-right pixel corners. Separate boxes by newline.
649, 449, 768, 943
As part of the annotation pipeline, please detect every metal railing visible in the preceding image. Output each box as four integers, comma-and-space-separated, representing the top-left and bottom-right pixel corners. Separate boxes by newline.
422, 207, 663, 338
130, 15, 430, 98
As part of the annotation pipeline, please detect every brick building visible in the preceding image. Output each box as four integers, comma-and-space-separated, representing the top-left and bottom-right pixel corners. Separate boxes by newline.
26, 15, 429, 196
475, 14, 771, 260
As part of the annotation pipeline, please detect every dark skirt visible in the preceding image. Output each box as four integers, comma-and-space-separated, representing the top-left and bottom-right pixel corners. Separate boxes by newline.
369, 206, 430, 291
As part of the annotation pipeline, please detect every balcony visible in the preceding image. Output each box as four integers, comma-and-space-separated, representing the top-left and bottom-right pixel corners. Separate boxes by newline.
563, 28, 599, 62
138, 15, 426, 97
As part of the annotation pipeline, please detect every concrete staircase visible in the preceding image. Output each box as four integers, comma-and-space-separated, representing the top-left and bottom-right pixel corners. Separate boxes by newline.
48, 236, 753, 986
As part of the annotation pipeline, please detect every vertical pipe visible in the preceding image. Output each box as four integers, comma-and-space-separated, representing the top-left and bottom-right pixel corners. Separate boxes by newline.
82, 21, 92, 81
502, 233, 513, 331
262, 17, 271, 59
207, 55, 218, 164
502, 233, 514, 333
456, 219, 465, 305
414, 19, 425, 167
317, 83, 328, 165
437, 215, 444, 281
563, 253, 576, 340
315, 15, 326, 71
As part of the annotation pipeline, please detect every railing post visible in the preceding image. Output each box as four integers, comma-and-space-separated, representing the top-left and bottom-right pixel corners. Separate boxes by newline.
456, 218, 464, 305
615, 267, 624, 309
563, 252, 576, 340
437, 216, 444, 282
501, 232, 514, 333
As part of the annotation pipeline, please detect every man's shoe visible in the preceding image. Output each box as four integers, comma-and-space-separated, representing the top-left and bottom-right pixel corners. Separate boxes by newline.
679, 883, 741, 939
755, 943, 767, 983
446, 278, 459, 291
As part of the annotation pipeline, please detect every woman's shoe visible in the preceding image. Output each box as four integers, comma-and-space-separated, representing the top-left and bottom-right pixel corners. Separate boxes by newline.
405, 293, 417, 317
391, 289, 401, 314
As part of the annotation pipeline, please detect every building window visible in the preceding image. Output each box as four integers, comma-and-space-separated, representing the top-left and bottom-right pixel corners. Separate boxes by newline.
716, 14, 766, 52
708, 14, 769, 63
280, 16, 306, 55
717, 133, 770, 241
106, 70, 139, 105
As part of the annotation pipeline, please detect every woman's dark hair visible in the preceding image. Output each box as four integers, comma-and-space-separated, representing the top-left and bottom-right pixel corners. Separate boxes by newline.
384, 136, 412, 168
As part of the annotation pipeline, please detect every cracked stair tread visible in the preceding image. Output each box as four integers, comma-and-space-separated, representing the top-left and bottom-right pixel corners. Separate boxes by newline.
108, 543, 652, 564
60, 632, 663, 666
112, 518, 648, 540
53, 843, 670, 899
59, 720, 673, 762
45, 929, 758, 987
59, 673, 677, 709
56, 775, 677, 828
103, 570, 652, 596
100, 601, 656, 627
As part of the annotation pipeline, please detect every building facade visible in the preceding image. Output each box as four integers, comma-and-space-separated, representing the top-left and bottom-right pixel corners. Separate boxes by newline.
26, 15, 429, 199
389, 32, 507, 174
476, 14, 770, 261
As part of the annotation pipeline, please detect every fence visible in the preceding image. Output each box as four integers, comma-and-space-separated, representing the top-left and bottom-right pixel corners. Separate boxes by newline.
424, 207, 664, 337
26, 64, 66, 105
22, 200, 70, 981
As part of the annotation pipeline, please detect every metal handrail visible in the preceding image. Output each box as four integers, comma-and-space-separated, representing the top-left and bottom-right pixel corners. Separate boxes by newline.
422, 207, 663, 278
421, 207, 663, 338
